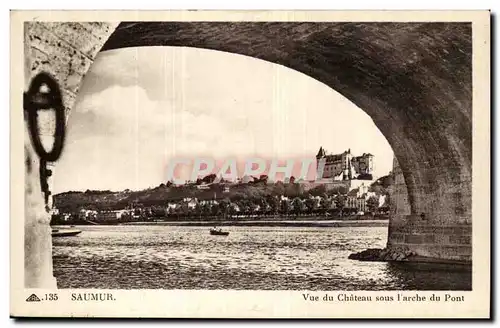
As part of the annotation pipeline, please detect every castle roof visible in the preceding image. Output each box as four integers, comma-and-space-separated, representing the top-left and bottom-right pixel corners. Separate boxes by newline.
325, 154, 343, 161
316, 147, 326, 157
317, 147, 374, 160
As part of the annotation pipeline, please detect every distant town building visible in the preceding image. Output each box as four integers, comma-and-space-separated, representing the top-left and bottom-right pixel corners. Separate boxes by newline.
96, 211, 121, 221
345, 196, 367, 213
196, 184, 210, 190
183, 198, 198, 209
316, 147, 374, 181
50, 207, 60, 215
199, 199, 219, 206
298, 178, 373, 195
78, 209, 98, 220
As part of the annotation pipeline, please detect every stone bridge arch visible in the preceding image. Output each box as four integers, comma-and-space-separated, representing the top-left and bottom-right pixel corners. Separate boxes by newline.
24, 21, 472, 287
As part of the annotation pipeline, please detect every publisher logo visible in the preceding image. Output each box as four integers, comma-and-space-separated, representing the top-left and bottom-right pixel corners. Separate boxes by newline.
26, 294, 41, 302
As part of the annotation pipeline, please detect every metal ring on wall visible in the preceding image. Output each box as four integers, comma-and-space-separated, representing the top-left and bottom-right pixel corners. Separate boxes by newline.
24, 72, 66, 162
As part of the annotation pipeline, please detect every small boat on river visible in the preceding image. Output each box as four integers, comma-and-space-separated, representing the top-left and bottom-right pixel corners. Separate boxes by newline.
52, 228, 82, 237
210, 228, 229, 236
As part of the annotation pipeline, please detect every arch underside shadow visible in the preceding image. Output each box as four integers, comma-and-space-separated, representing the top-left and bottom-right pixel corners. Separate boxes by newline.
101, 22, 472, 225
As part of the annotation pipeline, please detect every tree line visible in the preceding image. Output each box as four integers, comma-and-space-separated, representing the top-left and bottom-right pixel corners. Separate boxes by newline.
53, 177, 392, 223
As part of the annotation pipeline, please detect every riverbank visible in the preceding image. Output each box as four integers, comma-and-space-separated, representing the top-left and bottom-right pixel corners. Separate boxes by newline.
120, 219, 389, 228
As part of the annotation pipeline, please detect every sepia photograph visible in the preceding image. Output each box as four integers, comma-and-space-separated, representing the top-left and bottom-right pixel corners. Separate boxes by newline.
10, 10, 490, 318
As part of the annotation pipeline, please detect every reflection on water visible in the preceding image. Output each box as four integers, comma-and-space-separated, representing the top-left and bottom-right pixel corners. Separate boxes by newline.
52, 225, 471, 290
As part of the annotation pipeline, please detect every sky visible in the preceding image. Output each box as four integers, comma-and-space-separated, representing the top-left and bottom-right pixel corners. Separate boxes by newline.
52, 46, 394, 193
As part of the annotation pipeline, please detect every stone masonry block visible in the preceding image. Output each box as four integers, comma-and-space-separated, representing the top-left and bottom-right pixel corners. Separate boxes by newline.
405, 234, 424, 244
42, 22, 110, 59
448, 235, 472, 245
388, 233, 405, 243
25, 22, 117, 136
423, 234, 436, 243
27, 23, 93, 93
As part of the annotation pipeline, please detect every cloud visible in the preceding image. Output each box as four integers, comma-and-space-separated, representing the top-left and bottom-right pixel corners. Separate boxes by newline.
72, 84, 162, 132
56, 83, 261, 192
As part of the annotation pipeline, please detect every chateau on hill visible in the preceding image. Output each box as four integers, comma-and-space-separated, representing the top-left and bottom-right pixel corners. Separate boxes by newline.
316, 147, 374, 181
296, 147, 378, 202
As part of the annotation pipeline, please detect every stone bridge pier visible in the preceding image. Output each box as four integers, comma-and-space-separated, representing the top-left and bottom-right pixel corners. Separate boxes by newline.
23, 20, 473, 288
387, 158, 471, 263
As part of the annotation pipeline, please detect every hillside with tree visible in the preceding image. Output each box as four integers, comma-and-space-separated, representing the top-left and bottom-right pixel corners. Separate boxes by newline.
53, 174, 393, 223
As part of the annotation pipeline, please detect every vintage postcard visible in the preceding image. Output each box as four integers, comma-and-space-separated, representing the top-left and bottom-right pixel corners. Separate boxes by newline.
10, 10, 490, 318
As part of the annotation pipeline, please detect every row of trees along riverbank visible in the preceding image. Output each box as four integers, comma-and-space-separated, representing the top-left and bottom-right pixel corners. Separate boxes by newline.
52, 175, 392, 225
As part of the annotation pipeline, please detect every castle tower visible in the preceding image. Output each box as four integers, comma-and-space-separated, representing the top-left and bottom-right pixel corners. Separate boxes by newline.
348, 158, 353, 180
364, 153, 374, 174
343, 157, 349, 181
316, 147, 326, 159
316, 147, 326, 174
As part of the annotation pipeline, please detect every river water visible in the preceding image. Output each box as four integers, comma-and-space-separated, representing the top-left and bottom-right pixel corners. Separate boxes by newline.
52, 225, 471, 290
